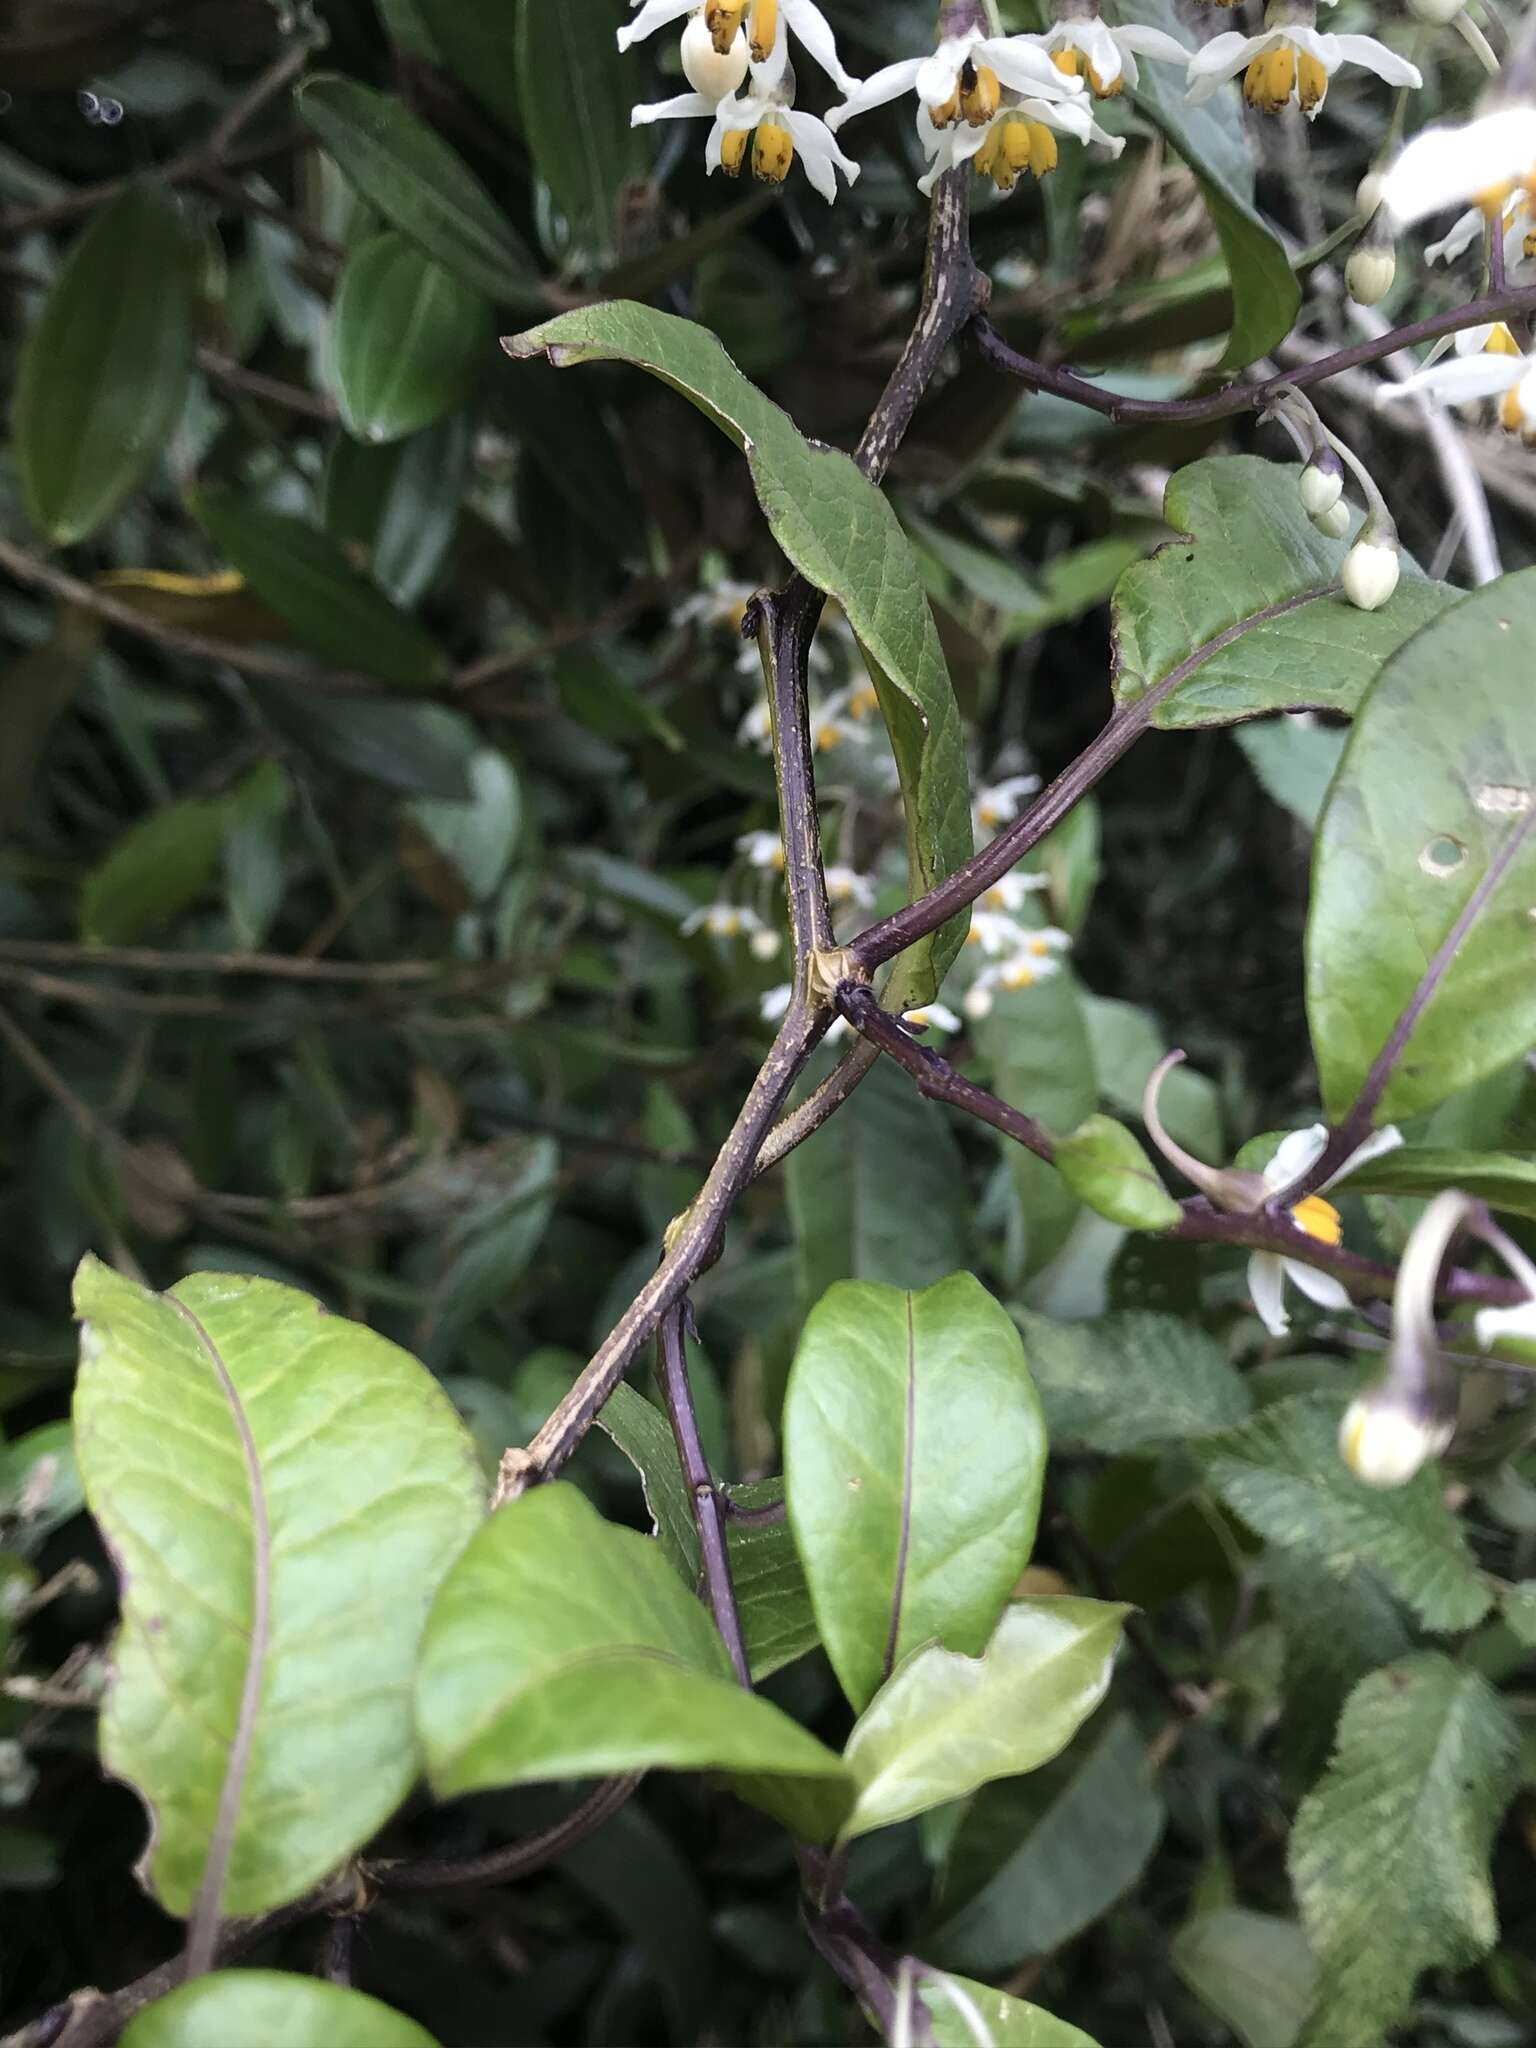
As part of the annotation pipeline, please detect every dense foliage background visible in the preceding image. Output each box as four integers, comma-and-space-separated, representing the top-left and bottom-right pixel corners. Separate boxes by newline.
1, 0, 1534, 2045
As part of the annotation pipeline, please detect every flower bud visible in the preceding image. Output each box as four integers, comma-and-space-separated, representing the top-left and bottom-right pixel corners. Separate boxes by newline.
1313, 500, 1352, 540
962, 985, 994, 1021
1299, 453, 1344, 519
1341, 538, 1400, 612
1339, 1386, 1454, 1488
682, 11, 750, 98
1345, 241, 1396, 307
1405, 0, 1463, 23
1355, 169, 1386, 217
749, 928, 781, 961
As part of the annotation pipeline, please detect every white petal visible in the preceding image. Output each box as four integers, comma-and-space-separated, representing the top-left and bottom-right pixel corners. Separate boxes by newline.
1379, 352, 1527, 406
1115, 24, 1192, 64
784, 108, 860, 200
1263, 1124, 1329, 1194
1077, 18, 1123, 86
1283, 1259, 1353, 1311
826, 55, 924, 129
1476, 1301, 1536, 1348
987, 37, 1084, 99
783, 0, 857, 90
1186, 29, 1267, 82
1328, 1124, 1404, 1188
1380, 106, 1536, 227
1023, 93, 1094, 141
1248, 1253, 1291, 1337
1331, 34, 1423, 88
1453, 324, 1495, 355
916, 44, 968, 108
632, 90, 719, 127
617, 0, 694, 51
1425, 205, 1485, 264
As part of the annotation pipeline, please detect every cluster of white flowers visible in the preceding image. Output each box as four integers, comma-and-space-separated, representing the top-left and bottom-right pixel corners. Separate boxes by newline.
619, 0, 1424, 205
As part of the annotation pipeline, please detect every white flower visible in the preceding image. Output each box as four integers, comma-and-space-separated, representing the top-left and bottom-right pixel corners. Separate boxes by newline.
1299, 459, 1343, 518
829, 25, 1083, 138
1378, 104, 1536, 228
925, 91, 1118, 196
1380, 338, 1536, 439
964, 908, 1036, 958
683, 901, 767, 939
762, 980, 851, 1040
1424, 190, 1533, 270
678, 577, 757, 630
749, 927, 782, 960
618, 0, 854, 92
980, 870, 1050, 913
1341, 538, 1400, 612
1246, 1124, 1402, 1337
737, 829, 785, 871
632, 76, 859, 201
738, 694, 773, 750
972, 773, 1042, 837
904, 1002, 962, 1034
1339, 1388, 1454, 1487
825, 865, 876, 911
1186, 1, 1421, 121
809, 687, 859, 752
1475, 1300, 1536, 1350
964, 948, 1065, 1017
1037, 4, 1190, 97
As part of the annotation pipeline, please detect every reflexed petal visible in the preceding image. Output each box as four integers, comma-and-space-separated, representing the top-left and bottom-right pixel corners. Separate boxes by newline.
1329, 1124, 1404, 1188
1185, 28, 1268, 101
1023, 93, 1094, 142
1380, 352, 1528, 406
617, 0, 695, 51
1283, 1258, 1353, 1311
1115, 24, 1192, 63
784, 108, 860, 200
1263, 1125, 1329, 1195
916, 41, 970, 107
987, 36, 1084, 98
1248, 1253, 1290, 1337
1077, 18, 1123, 86
1425, 205, 1487, 265
1331, 33, 1423, 88
1453, 324, 1495, 355
632, 91, 720, 128
826, 55, 924, 128
1380, 106, 1536, 227
783, 0, 858, 90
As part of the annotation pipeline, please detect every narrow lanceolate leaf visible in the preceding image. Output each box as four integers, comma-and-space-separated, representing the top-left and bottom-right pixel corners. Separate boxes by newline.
72, 1258, 485, 1920
331, 234, 490, 443
1289, 1656, 1519, 2048
297, 75, 543, 307
1306, 566, 1536, 1122
508, 302, 973, 1000
194, 490, 444, 688
1110, 458, 1458, 729
1195, 1392, 1489, 1633
785, 1275, 1046, 1715
414, 0, 521, 130
414, 1484, 849, 1803
120, 1973, 441, 2048
517, 0, 642, 247
14, 182, 195, 545
1016, 1309, 1252, 1455
838, 1598, 1128, 1842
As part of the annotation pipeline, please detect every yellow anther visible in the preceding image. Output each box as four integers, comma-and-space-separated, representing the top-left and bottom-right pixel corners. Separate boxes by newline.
1052, 47, 1083, 76
974, 124, 1014, 190
752, 119, 794, 184
961, 61, 1001, 126
1476, 178, 1518, 216
720, 129, 751, 176
1027, 936, 1053, 957
1290, 1195, 1344, 1248
1002, 963, 1038, 990
705, 0, 748, 55
930, 83, 962, 128
848, 685, 880, 720
1297, 51, 1328, 114
1486, 323, 1522, 356
1087, 61, 1123, 97
1027, 120, 1058, 179
1501, 385, 1526, 434
747, 0, 778, 64
1525, 228, 1536, 261
816, 724, 844, 752
1243, 46, 1296, 113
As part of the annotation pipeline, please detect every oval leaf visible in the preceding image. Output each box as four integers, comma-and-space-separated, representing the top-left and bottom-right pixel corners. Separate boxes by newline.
120, 1973, 441, 2048
415, 1482, 849, 1799
839, 1597, 1128, 1843
81, 796, 228, 945
508, 301, 974, 1001
1052, 1115, 1183, 1232
14, 181, 195, 545
928, 1976, 1102, 2048
297, 74, 543, 307
194, 489, 444, 688
1306, 566, 1536, 1121
72, 1258, 485, 1920
332, 233, 490, 443
784, 1273, 1046, 1715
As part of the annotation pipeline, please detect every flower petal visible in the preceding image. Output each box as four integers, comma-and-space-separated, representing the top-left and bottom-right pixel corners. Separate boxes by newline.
783, 0, 859, 91
826, 55, 924, 129
632, 91, 720, 128
1283, 1258, 1352, 1311
1331, 34, 1423, 88
1077, 17, 1123, 86
1328, 1124, 1404, 1188
1264, 1125, 1329, 1195
616, 0, 694, 52
987, 36, 1084, 99
1425, 205, 1486, 265
916, 40, 972, 107
784, 108, 860, 200
1248, 1253, 1291, 1337
1115, 24, 1192, 64
1186, 29, 1267, 81
1379, 352, 1528, 406
1380, 106, 1536, 227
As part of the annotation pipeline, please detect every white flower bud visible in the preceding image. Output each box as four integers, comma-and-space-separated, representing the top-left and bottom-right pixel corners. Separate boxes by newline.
1405, 0, 1463, 23
1345, 242, 1396, 308
1313, 500, 1352, 540
962, 985, 994, 1021
1355, 169, 1386, 217
1339, 1390, 1453, 1488
681, 11, 750, 99
1299, 461, 1343, 519
749, 927, 781, 960
1341, 538, 1400, 611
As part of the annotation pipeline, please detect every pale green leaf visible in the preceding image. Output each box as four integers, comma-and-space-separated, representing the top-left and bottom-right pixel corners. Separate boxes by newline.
1290, 1655, 1519, 2048
1173, 1910, 1317, 2048
72, 1258, 485, 1919
839, 1598, 1128, 1842
1306, 567, 1536, 1122
1502, 1582, 1536, 1647
1015, 1309, 1252, 1454
81, 798, 228, 945
1341, 1145, 1536, 1222
120, 1973, 440, 2048
784, 1274, 1046, 1713
926, 1975, 1103, 2048
1053, 1115, 1183, 1231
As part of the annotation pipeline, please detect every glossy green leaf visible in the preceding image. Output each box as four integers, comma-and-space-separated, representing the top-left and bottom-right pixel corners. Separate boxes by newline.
72, 1258, 485, 1919
414, 1483, 849, 1800
784, 1274, 1046, 1714
1015, 1309, 1251, 1453
1053, 1115, 1182, 1231
1111, 458, 1459, 730
838, 1597, 1128, 1842
195, 489, 445, 688
1289, 1656, 1519, 2048
517, 0, 641, 245
297, 75, 542, 306
926, 1976, 1102, 2048
331, 233, 490, 443
1341, 1145, 1536, 1220
14, 181, 195, 544
408, 749, 523, 902
1115, 0, 1299, 369
1195, 1392, 1489, 1633
1306, 567, 1536, 1122
973, 967, 1096, 1275
509, 301, 973, 999
413, 0, 520, 129
787, 1057, 971, 1302
120, 1974, 440, 2048
323, 412, 472, 607
81, 796, 228, 945
1173, 1910, 1317, 2048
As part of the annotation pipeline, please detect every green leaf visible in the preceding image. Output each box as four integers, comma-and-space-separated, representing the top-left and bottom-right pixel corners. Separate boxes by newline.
1014, 1309, 1251, 1454
324, 413, 471, 608
414, 1483, 849, 1801
72, 1258, 485, 1919
786, 1057, 971, 1301
1305, 567, 1536, 1122
1113, 0, 1300, 368
408, 749, 523, 902
331, 233, 490, 443
14, 181, 196, 544
194, 490, 445, 688
973, 968, 1097, 1275
508, 301, 973, 999
297, 75, 543, 306
931, 1714, 1164, 1974
517, 0, 642, 247
1502, 1582, 1536, 1647
1265, 1546, 1412, 1788
1111, 458, 1459, 730
1081, 997, 1224, 1161
1194, 1392, 1490, 1634
413, 0, 521, 130
120, 1973, 440, 2048
838, 1598, 1128, 1842
926, 1976, 1102, 2048
1173, 1910, 1317, 2048
1053, 1115, 1183, 1231
784, 1274, 1046, 1714
81, 797, 228, 945
1341, 1145, 1536, 1221
1289, 1655, 1519, 2048
1236, 717, 1349, 831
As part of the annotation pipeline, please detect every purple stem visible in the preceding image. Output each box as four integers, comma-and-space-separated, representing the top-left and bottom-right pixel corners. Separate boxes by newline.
658, 1304, 752, 1688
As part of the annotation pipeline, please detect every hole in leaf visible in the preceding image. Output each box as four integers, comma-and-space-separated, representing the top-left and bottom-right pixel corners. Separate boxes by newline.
1474, 784, 1531, 817
1419, 835, 1467, 878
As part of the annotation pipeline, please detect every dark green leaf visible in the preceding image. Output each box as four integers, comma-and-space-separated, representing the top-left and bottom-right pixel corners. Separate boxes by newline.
324, 413, 472, 607
1014, 1309, 1252, 1454
331, 233, 490, 443
413, 0, 521, 129
81, 797, 227, 945
1235, 717, 1348, 831
517, 0, 642, 247
973, 968, 1096, 1275
1342, 1146, 1536, 1221
1053, 1115, 1183, 1231
120, 1973, 440, 2048
1173, 1910, 1317, 2048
